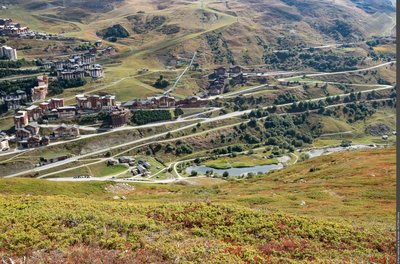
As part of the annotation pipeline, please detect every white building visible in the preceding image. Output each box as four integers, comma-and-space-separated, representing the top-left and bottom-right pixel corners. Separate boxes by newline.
0, 45, 17, 61
0, 133, 9, 151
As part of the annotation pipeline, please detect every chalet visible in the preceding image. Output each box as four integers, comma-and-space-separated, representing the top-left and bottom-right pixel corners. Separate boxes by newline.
231, 73, 248, 85
214, 67, 227, 76
100, 46, 116, 56
27, 135, 41, 148
139, 160, 151, 169
41, 136, 50, 146
150, 95, 176, 108
123, 95, 209, 109
46, 109, 60, 120
26, 135, 49, 148
15, 128, 31, 140
24, 122, 40, 136
107, 159, 119, 166
176, 96, 208, 108
39, 98, 64, 111
208, 83, 224, 95
14, 111, 29, 129
76, 94, 116, 111
137, 165, 146, 175
118, 156, 135, 164
53, 124, 80, 138
57, 106, 77, 119
229, 65, 243, 74
26, 105, 42, 121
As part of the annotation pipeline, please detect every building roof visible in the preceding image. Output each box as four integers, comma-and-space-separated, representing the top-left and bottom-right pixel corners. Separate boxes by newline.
26, 122, 39, 128
54, 123, 78, 131
26, 105, 39, 111
15, 110, 27, 116
16, 128, 31, 134
58, 106, 76, 111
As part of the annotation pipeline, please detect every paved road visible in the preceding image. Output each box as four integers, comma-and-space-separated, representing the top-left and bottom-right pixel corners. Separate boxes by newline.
279, 61, 396, 82
273, 41, 366, 53
209, 84, 270, 100
4, 83, 394, 179
0, 118, 202, 158
3, 59, 396, 177
39, 124, 97, 131
243, 71, 304, 77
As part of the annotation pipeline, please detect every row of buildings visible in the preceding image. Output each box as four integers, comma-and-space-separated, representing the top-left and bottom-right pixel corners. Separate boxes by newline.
122, 95, 208, 109
0, 90, 28, 110
76, 94, 129, 128
43, 53, 104, 80
14, 97, 66, 128
208, 65, 248, 95
13, 96, 77, 148
12, 96, 81, 148
0, 18, 77, 41
75, 94, 116, 110
0, 75, 48, 112
0, 18, 29, 37
11, 92, 125, 149
0, 45, 17, 60
13, 121, 80, 148
14, 121, 50, 148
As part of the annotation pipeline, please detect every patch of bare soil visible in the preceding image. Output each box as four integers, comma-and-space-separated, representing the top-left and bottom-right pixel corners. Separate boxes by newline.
105, 183, 135, 194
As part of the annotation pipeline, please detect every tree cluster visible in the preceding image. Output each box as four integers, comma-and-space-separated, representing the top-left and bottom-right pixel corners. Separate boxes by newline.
131, 110, 172, 125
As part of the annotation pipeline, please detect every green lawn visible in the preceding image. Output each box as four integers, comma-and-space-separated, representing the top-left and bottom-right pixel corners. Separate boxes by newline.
204, 152, 278, 169
88, 164, 128, 177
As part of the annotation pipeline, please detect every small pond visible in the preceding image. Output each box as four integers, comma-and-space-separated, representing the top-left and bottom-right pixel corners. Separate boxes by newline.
185, 163, 284, 177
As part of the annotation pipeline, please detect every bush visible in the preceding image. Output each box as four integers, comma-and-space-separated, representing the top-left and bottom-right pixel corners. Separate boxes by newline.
153, 75, 170, 89
340, 140, 352, 147
299, 153, 310, 162
100, 24, 130, 39
49, 78, 87, 95
174, 108, 184, 117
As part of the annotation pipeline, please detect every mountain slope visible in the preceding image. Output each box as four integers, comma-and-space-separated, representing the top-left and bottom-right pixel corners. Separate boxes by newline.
0, 148, 395, 262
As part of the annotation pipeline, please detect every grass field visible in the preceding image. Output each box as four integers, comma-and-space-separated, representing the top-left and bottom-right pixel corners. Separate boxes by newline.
203, 150, 278, 169
89, 163, 128, 177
